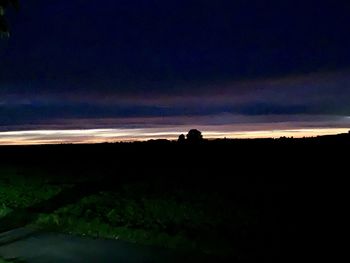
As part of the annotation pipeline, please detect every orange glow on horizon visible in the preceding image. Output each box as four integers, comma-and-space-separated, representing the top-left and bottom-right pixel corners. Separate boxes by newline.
0, 127, 348, 145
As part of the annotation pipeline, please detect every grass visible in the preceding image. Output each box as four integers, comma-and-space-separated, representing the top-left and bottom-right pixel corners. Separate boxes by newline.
0, 166, 262, 258
0, 257, 25, 263
0, 204, 12, 219
31, 184, 258, 256
0, 167, 67, 212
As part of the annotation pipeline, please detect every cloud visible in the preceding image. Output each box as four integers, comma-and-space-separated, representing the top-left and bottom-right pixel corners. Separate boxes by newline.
1, 126, 349, 145
1, 70, 350, 131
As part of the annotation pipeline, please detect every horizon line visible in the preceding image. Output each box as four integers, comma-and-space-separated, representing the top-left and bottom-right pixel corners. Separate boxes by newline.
0, 127, 349, 146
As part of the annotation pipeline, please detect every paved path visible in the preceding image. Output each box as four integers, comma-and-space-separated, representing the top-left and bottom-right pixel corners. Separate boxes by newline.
0, 228, 209, 263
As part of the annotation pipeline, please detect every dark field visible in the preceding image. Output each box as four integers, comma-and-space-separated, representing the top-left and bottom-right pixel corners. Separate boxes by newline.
0, 134, 348, 261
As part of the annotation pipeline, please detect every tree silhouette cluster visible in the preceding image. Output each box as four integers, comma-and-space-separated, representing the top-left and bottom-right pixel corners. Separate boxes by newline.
0, 0, 19, 37
178, 129, 204, 143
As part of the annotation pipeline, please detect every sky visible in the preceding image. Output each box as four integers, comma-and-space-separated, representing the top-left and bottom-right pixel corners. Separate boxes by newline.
0, 0, 350, 144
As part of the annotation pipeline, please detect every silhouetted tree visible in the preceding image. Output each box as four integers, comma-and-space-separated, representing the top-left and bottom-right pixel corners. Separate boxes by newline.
186, 129, 203, 143
0, 0, 19, 38
177, 134, 186, 143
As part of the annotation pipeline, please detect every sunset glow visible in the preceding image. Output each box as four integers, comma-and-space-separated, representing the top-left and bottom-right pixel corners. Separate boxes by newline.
1, 1, 350, 146
0, 127, 348, 146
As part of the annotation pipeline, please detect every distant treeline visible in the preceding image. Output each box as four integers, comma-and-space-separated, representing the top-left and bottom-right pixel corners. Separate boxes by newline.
0, 132, 348, 176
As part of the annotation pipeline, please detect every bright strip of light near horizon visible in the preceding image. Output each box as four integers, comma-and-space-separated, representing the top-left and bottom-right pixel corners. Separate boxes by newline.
0, 128, 348, 146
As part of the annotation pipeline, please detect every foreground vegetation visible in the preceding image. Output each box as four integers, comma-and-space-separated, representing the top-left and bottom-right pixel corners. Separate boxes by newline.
32, 186, 259, 256
0, 167, 66, 214
0, 258, 24, 263
2, 137, 345, 260
0, 166, 268, 258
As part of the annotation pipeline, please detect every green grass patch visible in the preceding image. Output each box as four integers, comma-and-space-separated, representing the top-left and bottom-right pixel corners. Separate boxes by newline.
0, 167, 260, 257
30, 184, 258, 256
0, 167, 67, 210
0, 204, 13, 219
0, 257, 25, 263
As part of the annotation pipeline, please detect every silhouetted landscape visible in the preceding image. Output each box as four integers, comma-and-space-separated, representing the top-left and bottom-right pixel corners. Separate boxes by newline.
1, 1, 350, 261
1, 132, 348, 261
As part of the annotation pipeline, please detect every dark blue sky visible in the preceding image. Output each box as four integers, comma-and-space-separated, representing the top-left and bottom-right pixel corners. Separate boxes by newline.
0, 0, 350, 134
